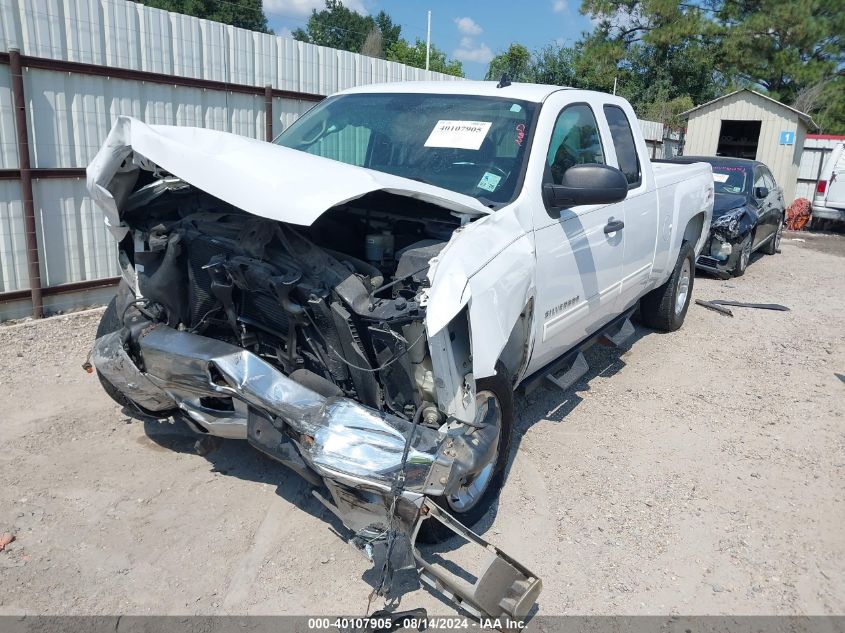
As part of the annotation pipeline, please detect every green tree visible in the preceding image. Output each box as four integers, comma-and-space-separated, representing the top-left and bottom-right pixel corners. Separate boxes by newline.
132, 0, 270, 32
580, 0, 845, 132
484, 44, 535, 82
531, 44, 578, 86
292, 0, 374, 52
386, 39, 464, 77
374, 11, 402, 52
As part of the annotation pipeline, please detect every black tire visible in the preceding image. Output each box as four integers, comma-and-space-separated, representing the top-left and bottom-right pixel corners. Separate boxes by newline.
418, 368, 514, 543
761, 216, 784, 255
95, 296, 134, 409
639, 241, 695, 332
732, 234, 752, 277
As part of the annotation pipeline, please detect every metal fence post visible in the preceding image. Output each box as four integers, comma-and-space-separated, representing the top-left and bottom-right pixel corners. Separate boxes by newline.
9, 47, 43, 319
265, 84, 273, 142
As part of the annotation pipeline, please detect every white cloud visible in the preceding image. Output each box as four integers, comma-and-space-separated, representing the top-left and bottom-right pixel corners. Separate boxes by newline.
453, 40, 494, 64
276, 26, 294, 39
262, 0, 367, 18
552, 0, 568, 13
454, 16, 483, 36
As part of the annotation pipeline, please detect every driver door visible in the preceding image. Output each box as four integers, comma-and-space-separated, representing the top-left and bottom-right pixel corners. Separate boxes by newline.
531, 102, 624, 370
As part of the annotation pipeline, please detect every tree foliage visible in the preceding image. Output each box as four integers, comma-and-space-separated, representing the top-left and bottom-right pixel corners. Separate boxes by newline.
131, 0, 270, 33
580, 0, 845, 132
484, 44, 535, 82
292, 1, 463, 76
386, 39, 464, 77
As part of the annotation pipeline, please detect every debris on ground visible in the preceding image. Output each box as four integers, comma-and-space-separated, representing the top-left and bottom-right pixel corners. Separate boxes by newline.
786, 198, 811, 231
0, 532, 16, 551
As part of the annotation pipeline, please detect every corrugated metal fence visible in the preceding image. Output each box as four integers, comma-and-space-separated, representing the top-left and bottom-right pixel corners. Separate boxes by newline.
0, 0, 461, 321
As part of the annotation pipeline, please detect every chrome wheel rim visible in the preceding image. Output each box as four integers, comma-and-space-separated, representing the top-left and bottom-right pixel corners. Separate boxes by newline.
447, 391, 502, 513
774, 222, 783, 250
674, 258, 691, 316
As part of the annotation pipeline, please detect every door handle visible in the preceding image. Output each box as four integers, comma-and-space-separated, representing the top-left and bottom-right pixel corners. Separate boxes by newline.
604, 219, 625, 234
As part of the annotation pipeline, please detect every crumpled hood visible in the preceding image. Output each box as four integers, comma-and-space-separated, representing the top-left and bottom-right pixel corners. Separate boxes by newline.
713, 193, 749, 217
87, 117, 492, 238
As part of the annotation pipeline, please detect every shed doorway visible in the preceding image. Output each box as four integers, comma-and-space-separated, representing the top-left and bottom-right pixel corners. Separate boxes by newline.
717, 120, 761, 159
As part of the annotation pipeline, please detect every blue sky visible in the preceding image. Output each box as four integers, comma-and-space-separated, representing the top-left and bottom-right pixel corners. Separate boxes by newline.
262, 0, 596, 79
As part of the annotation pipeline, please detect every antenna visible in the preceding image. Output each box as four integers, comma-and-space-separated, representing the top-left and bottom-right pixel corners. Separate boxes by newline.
497, 73, 511, 89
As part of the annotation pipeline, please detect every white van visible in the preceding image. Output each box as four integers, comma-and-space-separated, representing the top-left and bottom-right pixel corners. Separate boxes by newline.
812, 142, 845, 223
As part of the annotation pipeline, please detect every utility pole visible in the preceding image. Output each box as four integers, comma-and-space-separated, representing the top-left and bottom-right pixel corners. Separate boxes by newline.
425, 10, 431, 71
613, 76, 617, 95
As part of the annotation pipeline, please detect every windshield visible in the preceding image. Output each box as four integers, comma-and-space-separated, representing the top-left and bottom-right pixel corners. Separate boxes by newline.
709, 162, 753, 195
274, 93, 538, 205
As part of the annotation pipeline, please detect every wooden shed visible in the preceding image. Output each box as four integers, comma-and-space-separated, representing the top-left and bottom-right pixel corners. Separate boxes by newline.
679, 89, 816, 203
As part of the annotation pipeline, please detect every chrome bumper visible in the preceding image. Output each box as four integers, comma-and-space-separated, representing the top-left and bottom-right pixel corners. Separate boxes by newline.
93, 325, 452, 495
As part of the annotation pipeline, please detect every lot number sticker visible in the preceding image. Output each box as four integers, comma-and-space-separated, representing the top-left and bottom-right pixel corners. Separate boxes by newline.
713, 173, 730, 183
425, 120, 492, 150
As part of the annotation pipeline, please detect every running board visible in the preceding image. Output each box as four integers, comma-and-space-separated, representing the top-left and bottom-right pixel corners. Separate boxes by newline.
545, 351, 589, 392
518, 309, 636, 396
598, 317, 634, 348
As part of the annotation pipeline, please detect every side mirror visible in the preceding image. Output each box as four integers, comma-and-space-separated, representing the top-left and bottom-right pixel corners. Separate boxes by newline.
543, 164, 629, 208
755, 186, 769, 199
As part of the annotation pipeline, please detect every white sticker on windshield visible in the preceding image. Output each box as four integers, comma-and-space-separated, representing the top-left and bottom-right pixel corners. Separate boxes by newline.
713, 173, 730, 183
477, 171, 502, 192
425, 120, 492, 150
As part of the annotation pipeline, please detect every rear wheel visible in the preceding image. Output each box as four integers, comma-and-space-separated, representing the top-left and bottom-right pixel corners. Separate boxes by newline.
638, 241, 695, 332
418, 368, 514, 543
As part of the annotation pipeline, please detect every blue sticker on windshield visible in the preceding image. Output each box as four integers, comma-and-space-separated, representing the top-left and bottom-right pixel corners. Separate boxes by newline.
510, 103, 522, 113
478, 171, 502, 192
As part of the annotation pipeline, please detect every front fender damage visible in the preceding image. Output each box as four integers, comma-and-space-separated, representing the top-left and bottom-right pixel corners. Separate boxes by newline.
425, 209, 536, 423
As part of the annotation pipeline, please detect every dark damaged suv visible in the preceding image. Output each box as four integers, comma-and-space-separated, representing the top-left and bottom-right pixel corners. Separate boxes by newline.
668, 156, 785, 277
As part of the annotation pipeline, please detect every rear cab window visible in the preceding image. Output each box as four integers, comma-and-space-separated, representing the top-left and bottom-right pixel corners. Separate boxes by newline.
603, 105, 641, 187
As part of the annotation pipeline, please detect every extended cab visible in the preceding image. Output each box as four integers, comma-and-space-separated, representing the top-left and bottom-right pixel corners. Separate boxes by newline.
87, 82, 713, 620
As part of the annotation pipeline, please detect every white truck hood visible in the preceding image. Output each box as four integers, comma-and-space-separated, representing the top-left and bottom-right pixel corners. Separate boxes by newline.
87, 117, 492, 238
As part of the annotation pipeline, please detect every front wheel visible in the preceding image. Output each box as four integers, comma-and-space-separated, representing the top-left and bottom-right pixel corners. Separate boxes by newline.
638, 241, 695, 332
418, 368, 514, 543
762, 216, 784, 255
732, 234, 752, 276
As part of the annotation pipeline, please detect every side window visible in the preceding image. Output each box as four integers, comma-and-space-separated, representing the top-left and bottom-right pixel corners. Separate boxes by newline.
753, 168, 767, 192
763, 168, 777, 190
603, 105, 641, 187
545, 104, 605, 185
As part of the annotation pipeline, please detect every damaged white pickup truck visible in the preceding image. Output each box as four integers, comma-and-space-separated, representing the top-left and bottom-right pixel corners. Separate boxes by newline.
87, 81, 713, 620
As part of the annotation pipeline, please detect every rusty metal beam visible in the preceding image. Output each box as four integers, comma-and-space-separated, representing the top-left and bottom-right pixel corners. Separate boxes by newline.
9, 48, 43, 319
0, 276, 121, 304
0, 167, 87, 180
0, 51, 324, 103
265, 84, 274, 142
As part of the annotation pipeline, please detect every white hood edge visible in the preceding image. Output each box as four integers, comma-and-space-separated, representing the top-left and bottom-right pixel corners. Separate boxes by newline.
86, 117, 492, 239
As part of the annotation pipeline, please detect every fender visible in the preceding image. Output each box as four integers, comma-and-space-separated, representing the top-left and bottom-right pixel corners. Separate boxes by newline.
425, 205, 536, 382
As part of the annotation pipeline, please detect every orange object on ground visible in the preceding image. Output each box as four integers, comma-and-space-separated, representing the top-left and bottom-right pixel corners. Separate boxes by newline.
786, 198, 811, 231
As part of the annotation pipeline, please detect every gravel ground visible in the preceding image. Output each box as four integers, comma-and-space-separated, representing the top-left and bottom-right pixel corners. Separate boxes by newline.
0, 231, 843, 617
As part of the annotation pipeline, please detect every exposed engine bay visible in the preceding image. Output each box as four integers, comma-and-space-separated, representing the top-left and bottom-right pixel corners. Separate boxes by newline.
126, 176, 456, 423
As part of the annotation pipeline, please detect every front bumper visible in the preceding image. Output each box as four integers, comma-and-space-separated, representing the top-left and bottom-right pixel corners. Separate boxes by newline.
91, 324, 542, 621
695, 234, 741, 278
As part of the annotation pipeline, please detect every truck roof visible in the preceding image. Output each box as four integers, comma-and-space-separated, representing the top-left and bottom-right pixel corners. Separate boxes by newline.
338, 80, 571, 103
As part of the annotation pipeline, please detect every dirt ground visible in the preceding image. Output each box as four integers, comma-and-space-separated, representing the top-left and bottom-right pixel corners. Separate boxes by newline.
1, 231, 843, 618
